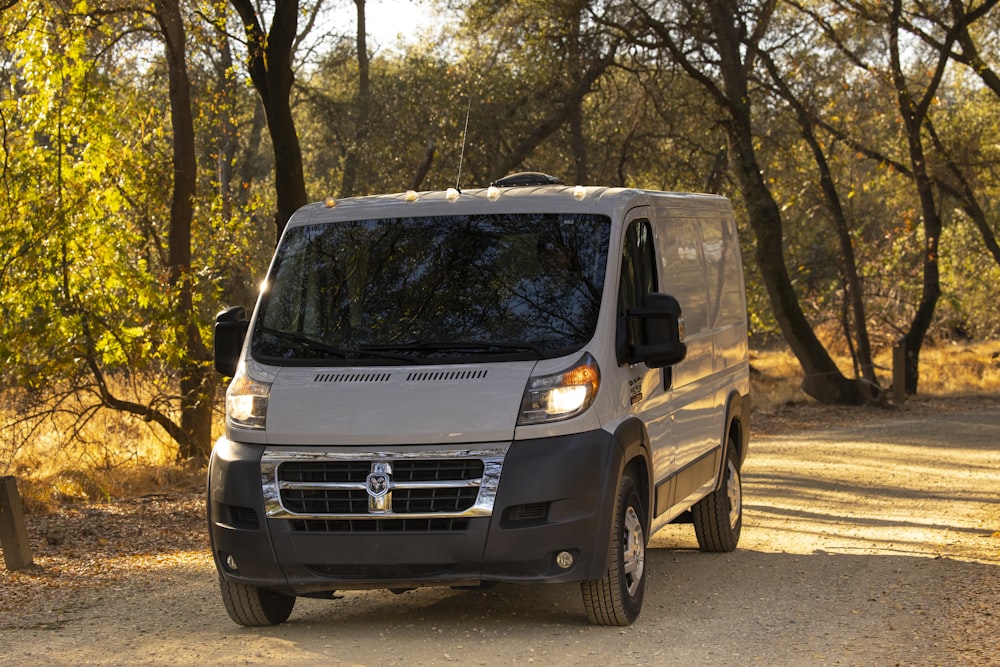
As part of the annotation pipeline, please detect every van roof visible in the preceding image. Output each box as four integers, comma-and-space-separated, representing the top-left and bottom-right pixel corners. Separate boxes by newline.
287, 182, 731, 229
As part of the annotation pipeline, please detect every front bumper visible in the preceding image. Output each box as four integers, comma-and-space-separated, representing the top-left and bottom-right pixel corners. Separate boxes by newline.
208, 430, 620, 595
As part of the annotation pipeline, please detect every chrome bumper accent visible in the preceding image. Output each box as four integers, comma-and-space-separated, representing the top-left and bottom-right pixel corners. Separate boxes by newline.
260, 445, 508, 520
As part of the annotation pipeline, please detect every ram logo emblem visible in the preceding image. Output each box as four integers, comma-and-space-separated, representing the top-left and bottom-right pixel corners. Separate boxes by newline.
366, 462, 392, 512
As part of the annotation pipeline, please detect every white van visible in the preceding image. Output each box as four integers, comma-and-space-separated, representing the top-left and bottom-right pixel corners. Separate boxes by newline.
210, 173, 750, 627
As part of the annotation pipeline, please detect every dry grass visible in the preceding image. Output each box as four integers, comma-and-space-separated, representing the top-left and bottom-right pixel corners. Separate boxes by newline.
750, 339, 1000, 411
0, 382, 214, 514
2, 341, 998, 512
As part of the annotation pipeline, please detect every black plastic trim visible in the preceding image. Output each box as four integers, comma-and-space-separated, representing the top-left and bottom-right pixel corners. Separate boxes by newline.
207, 428, 647, 593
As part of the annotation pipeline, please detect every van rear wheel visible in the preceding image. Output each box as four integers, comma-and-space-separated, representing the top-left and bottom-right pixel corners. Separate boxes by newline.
581, 473, 646, 626
692, 440, 742, 552
218, 575, 295, 626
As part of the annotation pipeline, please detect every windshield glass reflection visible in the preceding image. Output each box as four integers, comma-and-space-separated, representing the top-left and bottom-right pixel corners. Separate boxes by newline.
252, 213, 611, 364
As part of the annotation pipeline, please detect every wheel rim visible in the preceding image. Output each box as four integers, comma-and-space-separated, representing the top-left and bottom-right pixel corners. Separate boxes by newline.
726, 460, 742, 530
622, 505, 645, 596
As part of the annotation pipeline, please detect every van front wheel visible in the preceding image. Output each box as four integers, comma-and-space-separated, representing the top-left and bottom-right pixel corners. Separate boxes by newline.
218, 575, 295, 626
692, 440, 742, 552
581, 473, 646, 626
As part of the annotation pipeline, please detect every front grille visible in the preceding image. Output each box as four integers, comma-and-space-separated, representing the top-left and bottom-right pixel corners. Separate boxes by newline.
394, 460, 484, 482
280, 461, 369, 484
261, 445, 507, 532
282, 488, 369, 514
280, 486, 480, 515
279, 460, 484, 484
276, 459, 484, 516
394, 487, 480, 513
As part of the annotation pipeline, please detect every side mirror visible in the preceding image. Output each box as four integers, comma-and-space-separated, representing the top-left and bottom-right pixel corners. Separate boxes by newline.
625, 293, 687, 369
214, 306, 249, 376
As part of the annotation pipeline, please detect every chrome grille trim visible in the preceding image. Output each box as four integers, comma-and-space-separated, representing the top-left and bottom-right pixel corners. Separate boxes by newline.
261, 445, 508, 520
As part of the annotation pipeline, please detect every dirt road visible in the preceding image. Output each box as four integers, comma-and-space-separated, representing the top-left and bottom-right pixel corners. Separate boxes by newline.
2, 399, 999, 665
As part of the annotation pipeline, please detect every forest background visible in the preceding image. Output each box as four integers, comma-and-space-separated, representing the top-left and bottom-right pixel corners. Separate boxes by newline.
1, 0, 999, 502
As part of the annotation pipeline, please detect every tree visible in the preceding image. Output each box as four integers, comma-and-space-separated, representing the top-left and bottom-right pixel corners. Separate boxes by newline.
152, 0, 214, 459
885, 0, 954, 393
0, 0, 247, 463
898, 0, 1000, 270
805, 0, 990, 393
604, 0, 866, 404
228, 0, 311, 236
752, 10, 878, 391
459, 0, 619, 184
338, 0, 371, 197
1, 3, 179, 458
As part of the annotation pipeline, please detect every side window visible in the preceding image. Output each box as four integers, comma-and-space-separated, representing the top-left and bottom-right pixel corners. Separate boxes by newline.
661, 220, 708, 335
701, 214, 744, 329
617, 219, 657, 363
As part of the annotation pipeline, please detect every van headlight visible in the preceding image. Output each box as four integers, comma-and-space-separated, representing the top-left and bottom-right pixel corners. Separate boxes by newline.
518, 353, 600, 425
226, 362, 270, 430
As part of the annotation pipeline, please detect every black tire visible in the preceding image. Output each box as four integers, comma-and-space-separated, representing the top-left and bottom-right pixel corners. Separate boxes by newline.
218, 575, 296, 627
692, 439, 742, 552
581, 473, 646, 626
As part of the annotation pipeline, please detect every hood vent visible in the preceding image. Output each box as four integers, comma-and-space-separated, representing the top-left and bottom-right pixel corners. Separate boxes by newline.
406, 369, 489, 383
314, 372, 392, 384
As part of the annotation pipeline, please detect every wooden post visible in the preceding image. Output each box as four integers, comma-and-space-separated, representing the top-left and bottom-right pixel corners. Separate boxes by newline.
892, 336, 906, 406
0, 476, 34, 570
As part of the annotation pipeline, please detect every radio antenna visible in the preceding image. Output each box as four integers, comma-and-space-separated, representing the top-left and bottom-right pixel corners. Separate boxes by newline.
455, 98, 472, 191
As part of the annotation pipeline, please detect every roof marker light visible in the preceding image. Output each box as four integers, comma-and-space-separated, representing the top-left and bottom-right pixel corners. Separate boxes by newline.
487, 186, 501, 201
324, 196, 337, 208
573, 185, 586, 201
446, 188, 460, 202
405, 190, 418, 202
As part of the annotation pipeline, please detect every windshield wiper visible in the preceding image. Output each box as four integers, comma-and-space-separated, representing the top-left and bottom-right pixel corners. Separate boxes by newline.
360, 340, 546, 358
258, 327, 349, 358
258, 327, 424, 363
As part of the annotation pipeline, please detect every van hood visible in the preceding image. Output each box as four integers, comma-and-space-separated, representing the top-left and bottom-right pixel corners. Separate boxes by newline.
263, 362, 536, 446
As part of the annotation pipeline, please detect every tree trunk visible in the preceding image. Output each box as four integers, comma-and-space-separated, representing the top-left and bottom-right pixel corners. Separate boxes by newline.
758, 50, 878, 391
156, 0, 214, 461
705, 1, 863, 404
340, 0, 371, 198
409, 139, 436, 190
486, 48, 616, 183
230, 0, 308, 238
888, 0, 949, 394
729, 119, 863, 404
215, 11, 237, 219
631, 1, 863, 404
568, 3, 588, 185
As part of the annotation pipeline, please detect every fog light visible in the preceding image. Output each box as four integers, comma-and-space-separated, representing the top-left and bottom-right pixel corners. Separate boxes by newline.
225, 553, 238, 571
555, 551, 574, 569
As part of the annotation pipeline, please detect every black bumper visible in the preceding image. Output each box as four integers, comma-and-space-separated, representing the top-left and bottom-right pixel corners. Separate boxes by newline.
208, 430, 622, 596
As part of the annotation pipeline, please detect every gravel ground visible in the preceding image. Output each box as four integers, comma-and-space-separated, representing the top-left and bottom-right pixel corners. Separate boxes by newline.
1, 396, 998, 665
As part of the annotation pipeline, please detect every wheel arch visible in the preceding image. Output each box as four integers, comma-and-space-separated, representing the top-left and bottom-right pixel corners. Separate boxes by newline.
611, 417, 653, 540
580, 417, 653, 584
723, 390, 751, 473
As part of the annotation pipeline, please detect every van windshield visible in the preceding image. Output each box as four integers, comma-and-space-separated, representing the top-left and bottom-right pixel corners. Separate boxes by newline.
251, 213, 611, 364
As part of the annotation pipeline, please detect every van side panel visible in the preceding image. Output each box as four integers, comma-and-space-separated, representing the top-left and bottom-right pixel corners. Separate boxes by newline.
639, 198, 750, 531
649, 207, 726, 519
